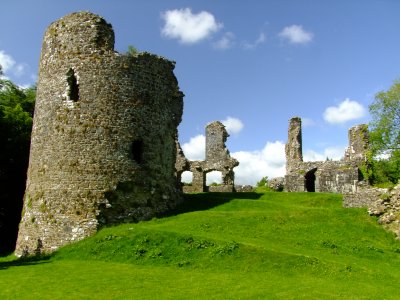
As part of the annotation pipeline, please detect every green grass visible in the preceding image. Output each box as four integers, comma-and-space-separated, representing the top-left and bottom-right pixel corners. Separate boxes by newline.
1, 191, 400, 299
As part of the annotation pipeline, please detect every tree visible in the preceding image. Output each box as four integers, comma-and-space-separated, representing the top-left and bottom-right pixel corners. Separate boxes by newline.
369, 81, 400, 153
257, 176, 269, 187
0, 78, 35, 254
368, 80, 400, 185
127, 45, 138, 56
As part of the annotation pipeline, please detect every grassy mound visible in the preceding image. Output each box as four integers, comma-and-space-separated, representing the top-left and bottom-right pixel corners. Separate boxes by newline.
1, 192, 400, 299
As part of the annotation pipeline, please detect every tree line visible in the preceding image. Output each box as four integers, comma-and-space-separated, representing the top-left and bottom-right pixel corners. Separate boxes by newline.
0, 65, 35, 254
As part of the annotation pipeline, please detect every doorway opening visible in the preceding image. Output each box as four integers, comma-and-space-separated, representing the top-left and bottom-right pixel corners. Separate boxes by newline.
305, 168, 317, 192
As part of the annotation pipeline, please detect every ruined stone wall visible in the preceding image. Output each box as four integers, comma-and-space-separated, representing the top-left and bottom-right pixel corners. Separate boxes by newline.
344, 124, 369, 163
16, 12, 184, 255
177, 121, 238, 193
343, 183, 386, 208
344, 184, 400, 238
315, 162, 360, 194
205, 122, 238, 190
285, 117, 367, 193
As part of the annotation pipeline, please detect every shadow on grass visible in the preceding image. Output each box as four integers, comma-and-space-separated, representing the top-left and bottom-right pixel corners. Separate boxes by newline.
0, 254, 51, 270
164, 192, 263, 217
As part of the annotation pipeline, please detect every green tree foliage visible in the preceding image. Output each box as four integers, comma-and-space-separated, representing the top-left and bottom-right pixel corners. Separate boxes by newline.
0, 77, 36, 254
127, 45, 138, 56
368, 80, 400, 185
256, 176, 268, 187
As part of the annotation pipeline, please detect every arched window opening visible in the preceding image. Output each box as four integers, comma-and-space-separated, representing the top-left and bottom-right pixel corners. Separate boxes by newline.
305, 168, 317, 192
67, 69, 79, 102
131, 140, 143, 164
181, 171, 193, 186
206, 170, 223, 187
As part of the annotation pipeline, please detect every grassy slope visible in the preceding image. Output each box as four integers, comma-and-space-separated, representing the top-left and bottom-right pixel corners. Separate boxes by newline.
1, 191, 400, 299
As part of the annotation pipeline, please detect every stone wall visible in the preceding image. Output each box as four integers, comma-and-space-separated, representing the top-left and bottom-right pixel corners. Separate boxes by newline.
285, 117, 368, 193
343, 183, 387, 208
16, 12, 184, 255
344, 184, 400, 238
176, 121, 239, 193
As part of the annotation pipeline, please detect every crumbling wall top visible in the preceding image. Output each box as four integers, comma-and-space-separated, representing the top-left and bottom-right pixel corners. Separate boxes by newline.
42, 12, 115, 57
344, 124, 369, 163
206, 121, 229, 163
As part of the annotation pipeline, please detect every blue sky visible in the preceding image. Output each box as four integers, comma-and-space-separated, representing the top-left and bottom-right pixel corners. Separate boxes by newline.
1, 0, 400, 185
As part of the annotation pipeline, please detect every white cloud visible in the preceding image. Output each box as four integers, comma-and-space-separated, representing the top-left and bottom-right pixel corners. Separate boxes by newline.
214, 32, 235, 50
13, 63, 27, 77
181, 134, 205, 160
0, 50, 27, 77
279, 25, 313, 44
0, 50, 16, 73
232, 141, 286, 186
161, 8, 222, 44
303, 146, 345, 162
221, 117, 244, 135
323, 98, 367, 124
243, 32, 266, 49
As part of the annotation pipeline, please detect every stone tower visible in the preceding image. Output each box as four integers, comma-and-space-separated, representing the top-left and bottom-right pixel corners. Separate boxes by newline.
344, 124, 369, 163
285, 117, 303, 173
16, 12, 184, 255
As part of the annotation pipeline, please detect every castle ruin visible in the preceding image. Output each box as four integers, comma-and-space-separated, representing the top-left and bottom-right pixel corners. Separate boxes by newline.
176, 121, 239, 193
285, 117, 369, 193
16, 12, 184, 255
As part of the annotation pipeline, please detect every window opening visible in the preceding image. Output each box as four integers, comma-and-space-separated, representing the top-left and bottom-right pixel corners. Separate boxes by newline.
67, 69, 79, 102
206, 170, 223, 187
131, 140, 143, 164
181, 171, 193, 186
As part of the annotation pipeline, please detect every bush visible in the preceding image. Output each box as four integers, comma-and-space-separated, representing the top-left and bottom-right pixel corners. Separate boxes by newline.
256, 176, 268, 187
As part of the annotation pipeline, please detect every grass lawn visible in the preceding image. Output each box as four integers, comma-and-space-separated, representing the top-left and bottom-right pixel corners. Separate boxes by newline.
1, 191, 399, 299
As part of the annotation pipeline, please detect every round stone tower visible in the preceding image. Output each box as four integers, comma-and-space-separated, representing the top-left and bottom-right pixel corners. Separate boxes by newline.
16, 12, 184, 255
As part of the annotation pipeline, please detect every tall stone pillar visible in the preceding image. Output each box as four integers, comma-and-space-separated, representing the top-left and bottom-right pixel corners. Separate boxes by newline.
344, 124, 369, 164
285, 117, 303, 173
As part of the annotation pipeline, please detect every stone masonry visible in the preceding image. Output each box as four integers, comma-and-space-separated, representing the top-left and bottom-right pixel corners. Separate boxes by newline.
176, 121, 239, 193
16, 12, 184, 255
344, 183, 400, 239
285, 117, 369, 193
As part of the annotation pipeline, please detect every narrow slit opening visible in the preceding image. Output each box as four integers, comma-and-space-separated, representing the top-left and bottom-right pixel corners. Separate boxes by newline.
131, 140, 143, 164
67, 69, 79, 102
